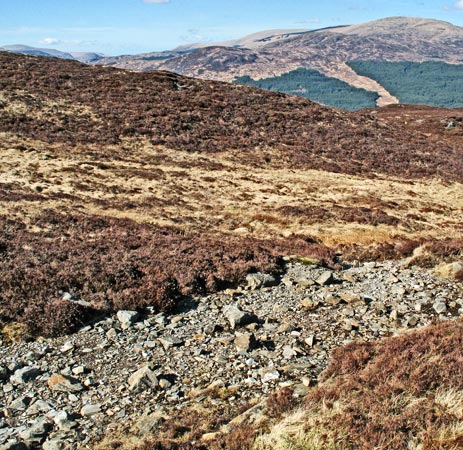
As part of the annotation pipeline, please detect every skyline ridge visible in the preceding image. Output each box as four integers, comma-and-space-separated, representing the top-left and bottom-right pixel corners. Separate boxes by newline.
1, 0, 463, 54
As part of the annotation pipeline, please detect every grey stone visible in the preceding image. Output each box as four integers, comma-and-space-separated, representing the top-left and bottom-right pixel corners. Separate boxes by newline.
282, 345, 298, 359
433, 301, 447, 314
261, 369, 280, 383
59, 342, 74, 353
315, 271, 334, 286
158, 336, 184, 350
10, 366, 41, 385
132, 413, 165, 436
106, 328, 117, 339
128, 366, 159, 391
223, 304, 258, 329
62, 292, 75, 301
293, 276, 316, 287
305, 335, 315, 347
406, 316, 419, 327
43, 438, 67, 450
47, 374, 84, 392
53, 410, 69, 426
27, 400, 53, 416
71, 366, 86, 375
80, 404, 101, 416
159, 378, 173, 390
245, 273, 277, 290
117, 310, 139, 325
20, 418, 53, 446
7, 396, 31, 413
234, 333, 258, 353
392, 285, 406, 296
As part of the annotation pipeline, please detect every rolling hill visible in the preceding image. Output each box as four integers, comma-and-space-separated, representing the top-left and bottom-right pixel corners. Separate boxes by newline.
0, 44, 104, 63
1, 51, 463, 450
4, 17, 463, 109
1, 51, 463, 335
93, 17, 463, 107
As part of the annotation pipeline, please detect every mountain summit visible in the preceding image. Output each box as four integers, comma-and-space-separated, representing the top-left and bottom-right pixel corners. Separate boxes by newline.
92, 16, 463, 107
3, 17, 463, 108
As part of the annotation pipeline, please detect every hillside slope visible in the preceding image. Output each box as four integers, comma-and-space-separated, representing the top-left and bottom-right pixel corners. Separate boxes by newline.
1, 51, 462, 336
1, 51, 463, 180
1, 47, 463, 450
93, 17, 463, 106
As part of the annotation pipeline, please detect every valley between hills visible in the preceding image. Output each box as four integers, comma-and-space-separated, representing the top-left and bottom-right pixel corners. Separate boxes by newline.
4, 17, 463, 110
0, 50, 463, 450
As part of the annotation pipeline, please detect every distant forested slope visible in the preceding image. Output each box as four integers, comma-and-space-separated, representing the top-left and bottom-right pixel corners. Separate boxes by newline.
234, 68, 379, 110
348, 61, 463, 108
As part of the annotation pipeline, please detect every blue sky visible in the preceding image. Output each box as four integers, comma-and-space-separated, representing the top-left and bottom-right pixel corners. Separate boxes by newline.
1, 0, 463, 55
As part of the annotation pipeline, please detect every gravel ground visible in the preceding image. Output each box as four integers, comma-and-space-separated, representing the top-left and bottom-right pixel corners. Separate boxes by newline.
1, 259, 462, 449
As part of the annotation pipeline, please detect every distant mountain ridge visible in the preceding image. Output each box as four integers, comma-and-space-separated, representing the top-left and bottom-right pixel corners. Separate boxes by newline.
0, 44, 104, 63
3, 17, 463, 108
92, 17, 463, 107
0, 44, 76, 60
173, 28, 310, 51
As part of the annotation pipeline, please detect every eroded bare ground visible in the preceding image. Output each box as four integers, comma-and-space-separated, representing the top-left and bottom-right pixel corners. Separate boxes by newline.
1, 133, 462, 248
320, 61, 399, 107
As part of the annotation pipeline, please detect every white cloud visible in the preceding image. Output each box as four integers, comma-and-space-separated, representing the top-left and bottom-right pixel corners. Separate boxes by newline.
455, 0, 463, 9
37, 37, 99, 48
39, 37, 61, 45
144, 0, 171, 3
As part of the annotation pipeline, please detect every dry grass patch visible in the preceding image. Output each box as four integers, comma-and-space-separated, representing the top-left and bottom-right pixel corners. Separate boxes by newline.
1, 134, 463, 247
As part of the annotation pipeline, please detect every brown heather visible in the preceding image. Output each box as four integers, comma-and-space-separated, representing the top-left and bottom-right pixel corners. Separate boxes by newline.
0, 212, 334, 338
341, 238, 463, 264
298, 319, 463, 450
1, 52, 463, 450
0, 52, 462, 339
1, 52, 463, 181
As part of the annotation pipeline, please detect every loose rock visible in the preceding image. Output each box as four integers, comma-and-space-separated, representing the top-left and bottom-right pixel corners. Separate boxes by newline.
223, 304, 258, 329
316, 271, 334, 286
47, 374, 84, 393
234, 333, 258, 353
128, 366, 159, 391
10, 367, 41, 385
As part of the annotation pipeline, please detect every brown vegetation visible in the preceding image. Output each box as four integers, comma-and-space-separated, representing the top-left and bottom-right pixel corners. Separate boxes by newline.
95, 401, 257, 450
279, 205, 400, 226
0, 212, 334, 337
1, 52, 462, 339
1, 52, 463, 181
256, 319, 463, 450
342, 238, 463, 265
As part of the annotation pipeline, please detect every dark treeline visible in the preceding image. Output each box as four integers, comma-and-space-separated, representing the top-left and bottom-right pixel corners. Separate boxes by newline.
348, 60, 463, 108
234, 68, 379, 110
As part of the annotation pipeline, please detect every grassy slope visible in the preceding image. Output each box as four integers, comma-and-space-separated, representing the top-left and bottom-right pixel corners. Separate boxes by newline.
234, 68, 379, 110
1, 52, 463, 181
348, 61, 463, 108
256, 319, 463, 450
